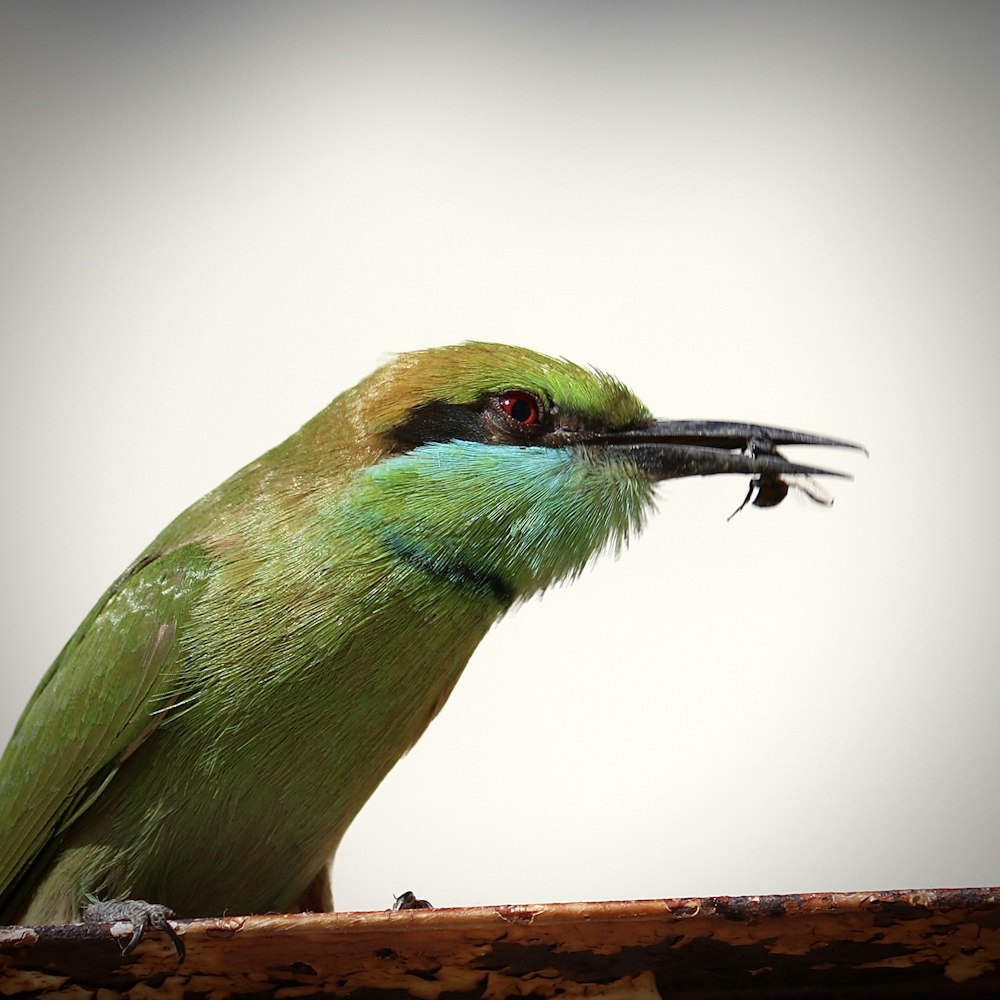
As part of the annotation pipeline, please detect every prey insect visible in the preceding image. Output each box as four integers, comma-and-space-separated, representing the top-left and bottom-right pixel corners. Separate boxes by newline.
727, 471, 834, 521
727, 431, 838, 521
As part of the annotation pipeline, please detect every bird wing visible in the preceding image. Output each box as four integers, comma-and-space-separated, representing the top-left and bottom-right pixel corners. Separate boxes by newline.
0, 541, 213, 916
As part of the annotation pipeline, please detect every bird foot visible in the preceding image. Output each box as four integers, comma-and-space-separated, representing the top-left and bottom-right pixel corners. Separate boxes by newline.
82, 897, 185, 962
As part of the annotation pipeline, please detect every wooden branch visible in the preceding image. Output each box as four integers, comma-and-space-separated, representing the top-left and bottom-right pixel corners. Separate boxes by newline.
2, 888, 998, 996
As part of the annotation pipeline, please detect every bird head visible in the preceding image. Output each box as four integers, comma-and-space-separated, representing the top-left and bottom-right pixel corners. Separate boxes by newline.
293, 342, 862, 605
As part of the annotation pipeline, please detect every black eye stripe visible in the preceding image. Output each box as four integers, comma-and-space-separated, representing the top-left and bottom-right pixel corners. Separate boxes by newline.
387, 400, 492, 452
387, 392, 546, 452
385, 391, 624, 455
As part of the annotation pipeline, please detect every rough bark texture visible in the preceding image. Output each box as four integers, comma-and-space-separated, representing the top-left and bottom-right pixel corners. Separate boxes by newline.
1, 888, 998, 997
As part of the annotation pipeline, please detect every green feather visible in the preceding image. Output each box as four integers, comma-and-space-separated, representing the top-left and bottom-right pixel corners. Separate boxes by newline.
0, 342, 658, 921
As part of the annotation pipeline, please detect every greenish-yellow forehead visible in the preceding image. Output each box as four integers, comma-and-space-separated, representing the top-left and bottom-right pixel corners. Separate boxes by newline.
358, 342, 650, 432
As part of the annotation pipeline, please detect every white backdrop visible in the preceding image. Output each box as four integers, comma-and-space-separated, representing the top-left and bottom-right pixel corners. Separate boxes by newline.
1, 2, 997, 913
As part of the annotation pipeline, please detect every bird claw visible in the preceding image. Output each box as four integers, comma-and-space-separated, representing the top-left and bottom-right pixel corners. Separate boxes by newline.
82, 898, 185, 962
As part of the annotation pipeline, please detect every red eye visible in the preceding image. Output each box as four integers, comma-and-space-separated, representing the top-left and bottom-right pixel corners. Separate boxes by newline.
498, 390, 541, 426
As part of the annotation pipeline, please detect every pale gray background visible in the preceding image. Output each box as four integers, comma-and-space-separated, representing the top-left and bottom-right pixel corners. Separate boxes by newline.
1, 2, 997, 913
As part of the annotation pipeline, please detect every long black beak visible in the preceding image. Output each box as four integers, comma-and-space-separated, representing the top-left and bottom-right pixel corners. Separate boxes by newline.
594, 420, 866, 482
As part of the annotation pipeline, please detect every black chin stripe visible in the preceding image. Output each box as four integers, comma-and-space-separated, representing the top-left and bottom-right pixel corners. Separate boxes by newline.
380, 529, 514, 606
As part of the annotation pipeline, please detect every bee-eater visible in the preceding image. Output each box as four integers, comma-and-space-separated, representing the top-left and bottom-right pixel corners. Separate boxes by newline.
0, 342, 861, 928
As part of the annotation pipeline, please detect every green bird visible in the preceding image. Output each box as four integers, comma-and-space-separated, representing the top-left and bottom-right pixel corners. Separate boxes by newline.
0, 342, 861, 928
